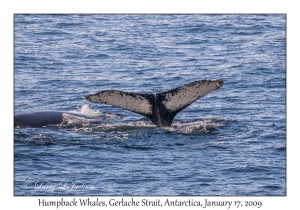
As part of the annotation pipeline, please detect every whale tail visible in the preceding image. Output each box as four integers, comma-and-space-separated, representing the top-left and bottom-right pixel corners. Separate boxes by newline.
84, 79, 224, 127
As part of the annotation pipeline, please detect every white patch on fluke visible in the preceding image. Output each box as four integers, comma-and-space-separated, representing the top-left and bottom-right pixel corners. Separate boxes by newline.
86, 90, 152, 115
162, 80, 223, 112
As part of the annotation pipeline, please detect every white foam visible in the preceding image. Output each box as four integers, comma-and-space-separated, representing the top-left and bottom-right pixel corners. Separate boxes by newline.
167, 116, 226, 133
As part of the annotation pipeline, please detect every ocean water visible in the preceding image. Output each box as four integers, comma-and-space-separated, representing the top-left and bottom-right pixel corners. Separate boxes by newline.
14, 14, 286, 196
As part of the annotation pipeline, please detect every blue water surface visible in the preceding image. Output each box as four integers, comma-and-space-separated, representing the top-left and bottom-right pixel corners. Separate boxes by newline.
14, 14, 286, 196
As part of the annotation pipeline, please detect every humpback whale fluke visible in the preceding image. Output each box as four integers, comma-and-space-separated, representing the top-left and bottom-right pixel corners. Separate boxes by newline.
85, 79, 224, 127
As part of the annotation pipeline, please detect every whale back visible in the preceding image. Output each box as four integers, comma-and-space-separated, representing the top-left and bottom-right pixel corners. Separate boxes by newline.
14, 111, 63, 127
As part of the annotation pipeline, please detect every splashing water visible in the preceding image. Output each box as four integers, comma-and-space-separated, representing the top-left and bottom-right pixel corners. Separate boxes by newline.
61, 105, 226, 134
70, 104, 105, 117
70, 104, 121, 119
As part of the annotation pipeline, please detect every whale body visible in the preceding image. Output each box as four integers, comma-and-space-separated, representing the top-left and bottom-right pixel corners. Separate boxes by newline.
85, 79, 224, 127
14, 111, 64, 127
14, 111, 94, 128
